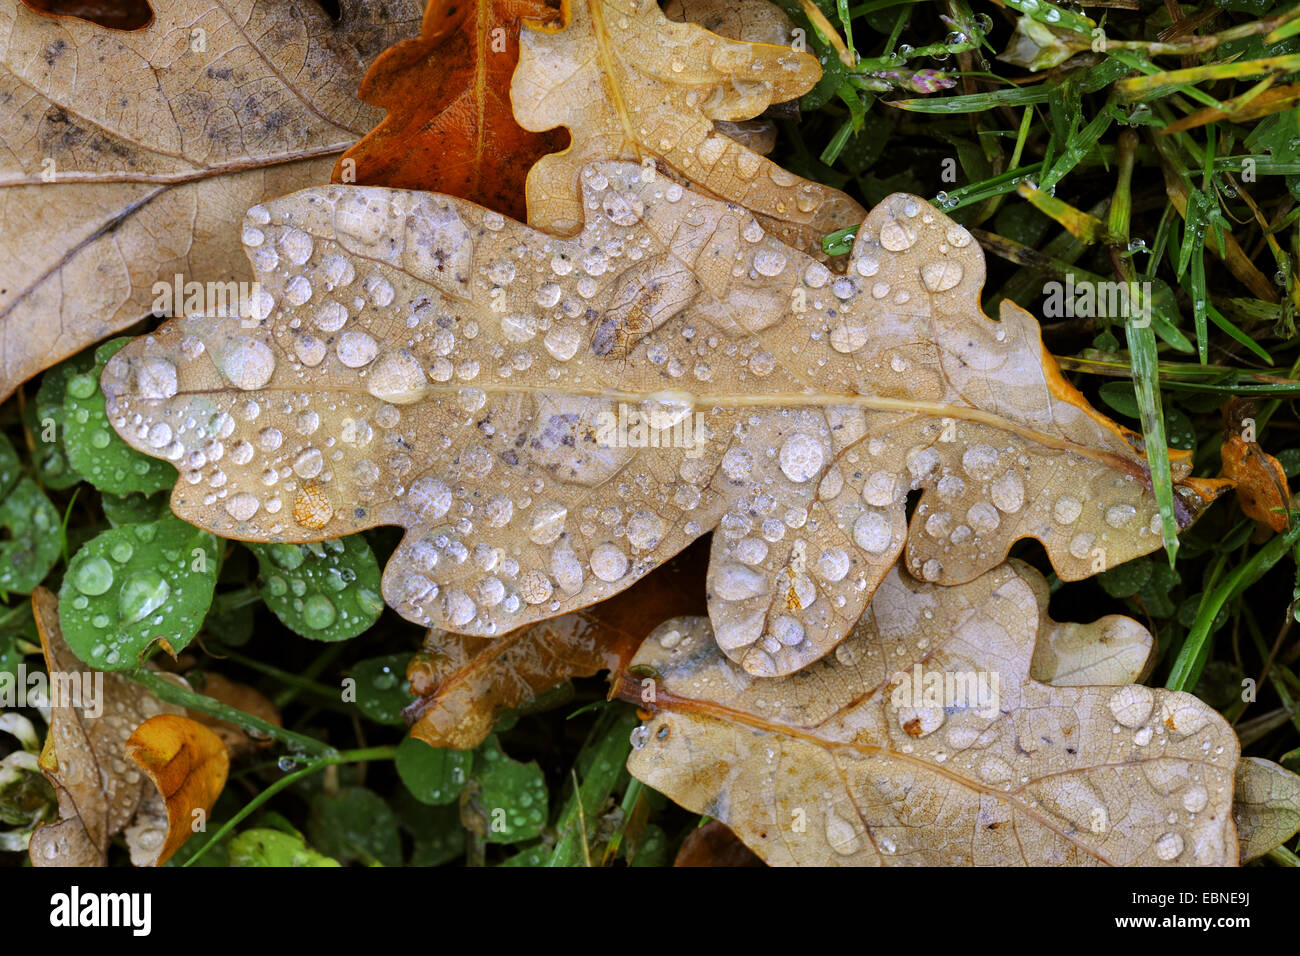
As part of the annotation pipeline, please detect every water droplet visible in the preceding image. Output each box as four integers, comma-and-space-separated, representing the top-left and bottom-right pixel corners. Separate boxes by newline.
1154, 831, 1184, 861
778, 433, 824, 484
301, 594, 336, 630
852, 509, 892, 554
212, 335, 276, 390
74, 556, 115, 596
118, 570, 171, 625
590, 542, 629, 582
1109, 685, 1154, 728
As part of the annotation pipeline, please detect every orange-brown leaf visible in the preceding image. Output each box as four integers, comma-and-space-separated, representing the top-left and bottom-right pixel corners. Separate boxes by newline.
406, 539, 707, 748
1221, 434, 1292, 533
334, 0, 566, 221
674, 819, 764, 867
17, 0, 152, 31
125, 714, 229, 867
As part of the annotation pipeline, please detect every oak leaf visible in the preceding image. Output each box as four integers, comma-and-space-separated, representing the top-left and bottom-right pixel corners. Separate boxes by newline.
405, 538, 707, 749
1232, 756, 1300, 862
623, 560, 1241, 866
0, 0, 422, 402
102, 163, 1225, 677
511, 0, 864, 250
333, 0, 566, 221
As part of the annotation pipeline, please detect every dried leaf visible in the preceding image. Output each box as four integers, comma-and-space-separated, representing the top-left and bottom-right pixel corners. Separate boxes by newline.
624, 561, 1241, 866
511, 0, 864, 250
335, 0, 566, 221
27, 587, 184, 866
124, 713, 229, 866
1220, 435, 1292, 533
1232, 756, 1300, 862
0, 0, 422, 402
405, 539, 706, 749
1025, 565, 1155, 687
674, 819, 764, 866
18, 0, 153, 31
102, 164, 1226, 678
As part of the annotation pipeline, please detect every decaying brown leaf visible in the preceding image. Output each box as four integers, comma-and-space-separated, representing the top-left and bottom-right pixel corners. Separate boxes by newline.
405, 538, 706, 748
673, 818, 763, 866
0, 0, 422, 402
623, 560, 1240, 866
27, 587, 184, 865
334, 0, 567, 221
511, 0, 864, 251
1220, 438, 1292, 534
124, 713, 229, 866
1232, 756, 1300, 862
102, 163, 1226, 678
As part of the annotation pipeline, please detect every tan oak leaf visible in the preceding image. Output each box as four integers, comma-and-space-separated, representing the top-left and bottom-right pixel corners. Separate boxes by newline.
623, 560, 1240, 866
102, 162, 1225, 676
0, 0, 422, 402
511, 0, 864, 250
1232, 756, 1300, 862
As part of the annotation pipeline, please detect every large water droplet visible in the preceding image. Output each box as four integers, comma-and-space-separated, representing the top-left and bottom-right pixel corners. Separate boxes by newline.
118, 570, 171, 625
74, 556, 115, 596
301, 594, 336, 630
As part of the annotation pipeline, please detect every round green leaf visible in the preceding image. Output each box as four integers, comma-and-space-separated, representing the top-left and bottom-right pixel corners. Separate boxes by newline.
0, 434, 21, 500
101, 491, 171, 527
348, 653, 414, 726
228, 829, 340, 867
248, 536, 383, 642
474, 736, 548, 844
307, 787, 402, 866
396, 736, 473, 805
29, 363, 83, 490
58, 514, 219, 669
0, 478, 61, 594
64, 339, 176, 495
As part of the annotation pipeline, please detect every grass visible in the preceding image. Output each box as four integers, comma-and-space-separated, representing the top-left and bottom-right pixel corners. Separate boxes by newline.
1, 0, 1299, 866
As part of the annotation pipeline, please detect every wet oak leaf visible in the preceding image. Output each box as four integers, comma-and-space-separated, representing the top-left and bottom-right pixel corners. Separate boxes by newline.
27, 587, 185, 866
624, 561, 1241, 866
333, 0, 566, 221
1232, 756, 1300, 862
511, 0, 864, 252
102, 162, 1224, 678
404, 538, 706, 749
124, 713, 229, 866
0, 0, 423, 402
